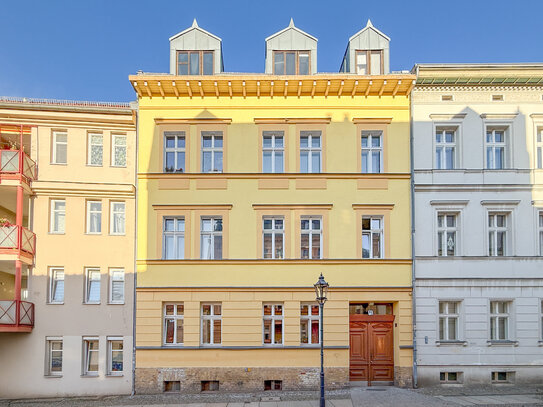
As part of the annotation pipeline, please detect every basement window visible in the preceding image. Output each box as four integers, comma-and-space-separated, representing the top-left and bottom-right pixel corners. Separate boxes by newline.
492, 371, 514, 383
441, 95, 453, 101
264, 380, 282, 390
492, 94, 504, 101
440, 372, 462, 383
164, 381, 180, 392
201, 380, 219, 391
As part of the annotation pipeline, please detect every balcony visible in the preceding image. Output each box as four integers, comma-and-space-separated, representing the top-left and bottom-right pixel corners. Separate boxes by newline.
0, 300, 34, 332
0, 149, 37, 182
0, 225, 36, 262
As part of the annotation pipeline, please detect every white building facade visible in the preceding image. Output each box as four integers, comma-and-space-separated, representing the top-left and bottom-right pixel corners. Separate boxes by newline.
412, 64, 543, 386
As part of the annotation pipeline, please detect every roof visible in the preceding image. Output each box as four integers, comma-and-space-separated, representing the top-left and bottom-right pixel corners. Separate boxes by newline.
169, 19, 222, 42
349, 19, 390, 42
265, 18, 318, 42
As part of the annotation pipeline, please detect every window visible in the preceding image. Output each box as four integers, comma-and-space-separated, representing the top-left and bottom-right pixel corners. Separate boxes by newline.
163, 217, 185, 260
177, 50, 214, 75
362, 217, 383, 259
492, 371, 514, 383
50, 199, 65, 234
46, 338, 63, 376
490, 301, 510, 340
355, 50, 383, 75
201, 380, 219, 391
109, 269, 124, 304
87, 133, 103, 166
263, 217, 284, 259
49, 268, 64, 304
263, 304, 283, 345
107, 338, 123, 375
264, 380, 282, 390
85, 268, 101, 304
300, 303, 320, 345
435, 128, 456, 169
488, 213, 508, 256
200, 217, 222, 260
539, 211, 543, 256
273, 51, 310, 75
540, 300, 543, 340
164, 303, 184, 345
86, 201, 102, 234
437, 213, 458, 256
52, 131, 67, 164
361, 131, 382, 173
201, 132, 223, 172
164, 132, 185, 173
486, 128, 507, 169
537, 129, 543, 169
110, 201, 126, 235
201, 303, 221, 345
301, 217, 322, 259
164, 381, 181, 392
262, 131, 284, 173
83, 337, 99, 375
111, 134, 127, 167
440, 372, 461, 383
439, 301, 459, 341
300, 131, 321, 173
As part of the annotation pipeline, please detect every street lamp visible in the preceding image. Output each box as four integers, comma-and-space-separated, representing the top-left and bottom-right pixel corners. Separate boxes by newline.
314, 273, 329, 407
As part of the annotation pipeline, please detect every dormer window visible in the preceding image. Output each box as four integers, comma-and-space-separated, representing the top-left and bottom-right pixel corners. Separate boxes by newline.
177, 51, 214, 75
273, 51, 310, 75
356, 50, 383, 75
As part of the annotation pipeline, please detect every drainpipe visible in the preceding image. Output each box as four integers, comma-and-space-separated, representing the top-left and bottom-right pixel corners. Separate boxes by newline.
131, 101, 139, 397
410, 65, 419, 388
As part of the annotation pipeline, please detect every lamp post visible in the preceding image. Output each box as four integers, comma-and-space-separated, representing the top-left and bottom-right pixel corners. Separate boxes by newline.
314, 273, 329, 407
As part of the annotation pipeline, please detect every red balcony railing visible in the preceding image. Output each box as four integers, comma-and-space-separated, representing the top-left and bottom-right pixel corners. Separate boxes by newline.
0, 300, 34, 332
0, 149, 37, 181
0, 225, 36, 255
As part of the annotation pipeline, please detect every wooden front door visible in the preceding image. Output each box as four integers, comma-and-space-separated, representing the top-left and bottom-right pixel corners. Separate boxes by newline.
349, 314, 394, 383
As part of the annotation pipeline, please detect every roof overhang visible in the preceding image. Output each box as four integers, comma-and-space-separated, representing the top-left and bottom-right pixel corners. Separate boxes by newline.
128, 74, 416, 98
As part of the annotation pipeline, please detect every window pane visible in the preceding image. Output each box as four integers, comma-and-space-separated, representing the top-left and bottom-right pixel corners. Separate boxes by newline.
370, 52, 381, 74
165, 319, 175, 343
436, 147, 442, 169
203, 52, 213, 75
190, 52, 200, 75
445, 148, 454, 169
311, 152, 320, 173
371, 151, 380, 173
300, 136, 309, 148
486, 147, 493, 169
285, 52, 295, 75
274, 52, 284, 74
214, 151, 223, 172
312, 234, 321, 259
300, 151, 309, 173
439, 318, 445, 340
214, 136, 223, 148
362, 233, 370, 258
213, 320, 221, 344
372, 233, 381, 258
299, 53, 309, 75
311, 136, 321, 148
202, 151, 212, 172
438, 232, 443, 256
264, 319, 272, 343
176, 320, 184, 343
263, 234, 272, 259
263, 151, 272, 173
201, 234, 211, 259
274, 320, 282, 343
56, 143, 67, 164
300, 320, 308, 343
301, 234, 309, 259
301, 305, 309, 315
356, 52, 367, 75
497, 232, 505, 256
446, 232, 455, 256
371, 218, 381, 229
448, 318, 457, 340
312, 219, 321, 230
213, 235, 223, 259
203, 320, 211, 343
178, 52, 188, 63
361, 135, 369, 148
311, 320, 319, 344
371, 136, 381, 147
275, 234, 283, 259
361, 151, 368, 173
202, 304, 211, 315
495, 148, 504, 169
176, 236, 184, 259
263, 136, 272, 148
275, 152, 284, 173
275, 136, 284, 148
203, 136, 212, 148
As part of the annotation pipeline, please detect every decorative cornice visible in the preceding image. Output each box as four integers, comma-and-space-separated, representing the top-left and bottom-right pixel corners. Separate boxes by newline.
151, 204, 233, 210
154, 118, 232, 125
480, 200, 521, 206
429, 113, 467, 121
429, 200, 469, 206
252, 204, 333, 210
137, 258, 413, 266
480, 113, 518, 120
352, 204, 395, 210
253, 117, 331, 124
415, 85, 543, 92
352, 118, 392, 124
139, 172, 411, 180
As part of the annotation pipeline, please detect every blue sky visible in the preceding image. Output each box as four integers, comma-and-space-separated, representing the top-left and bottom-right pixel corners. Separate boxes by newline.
0, 0, 541, 102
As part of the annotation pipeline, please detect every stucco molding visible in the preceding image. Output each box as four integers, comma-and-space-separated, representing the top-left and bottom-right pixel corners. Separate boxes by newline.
352, 203, 395, 210
151, 204, 233, 210
415, 86, 543, 92
254, 117, 331, 124
480, 113, 519, 120
480, 200, 520, 206
154, 118, 232, 125
252, 203, 333, 210
352, 117, 393, 124
429, 200, 469, 206
429, 113, 467, 121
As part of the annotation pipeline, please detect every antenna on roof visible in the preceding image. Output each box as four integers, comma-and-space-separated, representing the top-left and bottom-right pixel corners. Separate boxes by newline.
192, 18, 198, 28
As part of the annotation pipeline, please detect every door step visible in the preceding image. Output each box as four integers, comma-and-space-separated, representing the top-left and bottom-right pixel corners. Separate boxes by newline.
349, 381, 394, 387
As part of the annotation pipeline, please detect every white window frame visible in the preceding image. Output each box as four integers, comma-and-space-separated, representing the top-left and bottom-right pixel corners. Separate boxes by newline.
435, 127, 457, 170
163, 303, 184, 346
107, 337, 123, 376
262, 217, 284, 259
437, 212, 459, 257
362, 216, 383, 259
361, 130, 383, 174
84, 268, 101, 304
438, 301, 460, 341
45, 337, 63, 376
87, 132, 103, 166
163, 131, 186, 173
300, 131, 322, 173
163, 217, 185, 260
108, 268, 125, 304
201, 303, 222, 346
111, 134, 127, 167
538, 210, 543, 256
82, 336, 99, 376
485, 126, 508, 170
300, 303, 320, 345
109, 201, 126, 235
86, 200, 102, 234
201, 132, 223, 173
440, 372, 462, 383
488, 212, 509, 257
52, 130, 67, 164
48, 267, 64, 304
262, 131, 284, 173
263, 303, 283, 346
536, 128, 542, 169
200, 217, 222, 260
50, 199, 66, 234
300, 216, 322, 259
490, 300, 511, 341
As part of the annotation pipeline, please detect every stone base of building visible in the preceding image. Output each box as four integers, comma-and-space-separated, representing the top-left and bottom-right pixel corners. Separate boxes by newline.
417, 366, 543, 387
136, 367, 349, 394
394, 366, 413, 388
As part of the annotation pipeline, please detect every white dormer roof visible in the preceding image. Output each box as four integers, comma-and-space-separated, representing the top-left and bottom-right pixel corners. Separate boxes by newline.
349, 19, 390, 42
169, 18, 222, 42
265, 18, 318, 42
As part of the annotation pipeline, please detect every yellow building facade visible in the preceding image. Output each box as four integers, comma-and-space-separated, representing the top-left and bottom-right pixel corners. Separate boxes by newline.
132, 21, 415, 393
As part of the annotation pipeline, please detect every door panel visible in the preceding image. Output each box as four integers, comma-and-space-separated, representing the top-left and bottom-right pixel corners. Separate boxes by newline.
349, 321, 368, 381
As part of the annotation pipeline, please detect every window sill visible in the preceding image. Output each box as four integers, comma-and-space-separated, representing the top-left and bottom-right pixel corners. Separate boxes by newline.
44, 374, 63, 378
109, 233, 126, 236
108, 302, 125, 305
111, 164, 127, 168
487, 340, 518, 347
436, 340, 467, 347
83, 302, 101, 305
81, 374, 99, 378
106, 373, 124, 377
86, 164, 103, 167
49, 232, 65, 235
47, 302, 64, 305
50, 163, 67, 166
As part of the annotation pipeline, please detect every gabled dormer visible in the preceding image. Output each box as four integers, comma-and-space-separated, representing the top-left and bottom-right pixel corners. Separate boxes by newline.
169, 19, 223, 75
340, 20, 390, 75
265, 19, 317, 75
